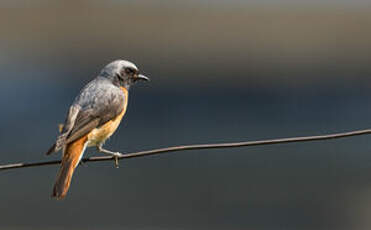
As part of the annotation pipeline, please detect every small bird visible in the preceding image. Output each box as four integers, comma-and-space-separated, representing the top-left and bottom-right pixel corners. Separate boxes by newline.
46, 59, 149, 199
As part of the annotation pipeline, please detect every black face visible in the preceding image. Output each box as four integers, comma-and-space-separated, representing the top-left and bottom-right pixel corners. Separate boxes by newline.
122, 66, 138, 77
116, 67, 149, 87
115, 67, 137, 85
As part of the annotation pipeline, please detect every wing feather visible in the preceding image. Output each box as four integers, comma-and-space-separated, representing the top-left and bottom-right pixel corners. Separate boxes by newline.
46, 105, 80, 155
46, 77, 126, 155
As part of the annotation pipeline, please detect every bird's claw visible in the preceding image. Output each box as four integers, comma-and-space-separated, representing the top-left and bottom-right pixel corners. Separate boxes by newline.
113, 152, 123, 168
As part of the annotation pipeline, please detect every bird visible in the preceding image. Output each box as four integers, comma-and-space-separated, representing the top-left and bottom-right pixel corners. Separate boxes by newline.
46, 59, 149, 199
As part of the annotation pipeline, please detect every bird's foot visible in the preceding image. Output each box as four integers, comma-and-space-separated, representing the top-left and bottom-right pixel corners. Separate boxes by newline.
97, 145, 123, 168
111, 152, 124, 168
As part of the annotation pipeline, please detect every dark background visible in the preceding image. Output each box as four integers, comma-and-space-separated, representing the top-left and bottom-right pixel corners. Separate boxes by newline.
1, 1, 371, 229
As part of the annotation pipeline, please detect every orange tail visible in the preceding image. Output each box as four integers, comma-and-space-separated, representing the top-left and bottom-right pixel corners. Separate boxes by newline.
52, 135, 88, 199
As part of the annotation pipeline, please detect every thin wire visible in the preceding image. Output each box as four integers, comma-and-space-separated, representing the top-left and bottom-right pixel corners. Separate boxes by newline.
1, 128, 371, 171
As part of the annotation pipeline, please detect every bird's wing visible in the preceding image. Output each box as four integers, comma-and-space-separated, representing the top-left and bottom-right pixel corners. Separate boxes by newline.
45, 105, 81, 155
65, 82, 125, 145
46, 79, 126, 156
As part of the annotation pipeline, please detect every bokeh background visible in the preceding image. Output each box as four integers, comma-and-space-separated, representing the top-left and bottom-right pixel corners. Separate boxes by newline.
1, 0, 371, 229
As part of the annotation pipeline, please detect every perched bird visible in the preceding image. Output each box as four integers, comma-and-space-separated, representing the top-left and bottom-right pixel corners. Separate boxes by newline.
46, 60, 149, 199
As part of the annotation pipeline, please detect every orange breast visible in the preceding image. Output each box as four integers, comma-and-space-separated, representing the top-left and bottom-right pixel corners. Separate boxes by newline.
87, 87, 128, 147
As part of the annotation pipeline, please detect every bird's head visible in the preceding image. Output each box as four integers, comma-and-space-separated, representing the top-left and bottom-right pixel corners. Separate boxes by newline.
100, 59, 149, 88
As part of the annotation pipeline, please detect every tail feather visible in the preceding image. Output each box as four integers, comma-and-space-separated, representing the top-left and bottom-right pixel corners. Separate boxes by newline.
52, 161, 74, 199
52, 135, 88, 199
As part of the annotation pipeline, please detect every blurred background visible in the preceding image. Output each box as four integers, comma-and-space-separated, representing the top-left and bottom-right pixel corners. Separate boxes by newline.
1, 0, 371, 229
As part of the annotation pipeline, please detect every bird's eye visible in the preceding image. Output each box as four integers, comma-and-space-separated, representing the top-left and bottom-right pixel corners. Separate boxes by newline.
125, 67, 135, 75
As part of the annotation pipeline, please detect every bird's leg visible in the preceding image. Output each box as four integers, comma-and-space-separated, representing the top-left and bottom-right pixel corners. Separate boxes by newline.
97, 144, 123, 168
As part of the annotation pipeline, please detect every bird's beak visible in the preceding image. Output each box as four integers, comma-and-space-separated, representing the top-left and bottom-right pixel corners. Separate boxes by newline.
137, 74, 150, 82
